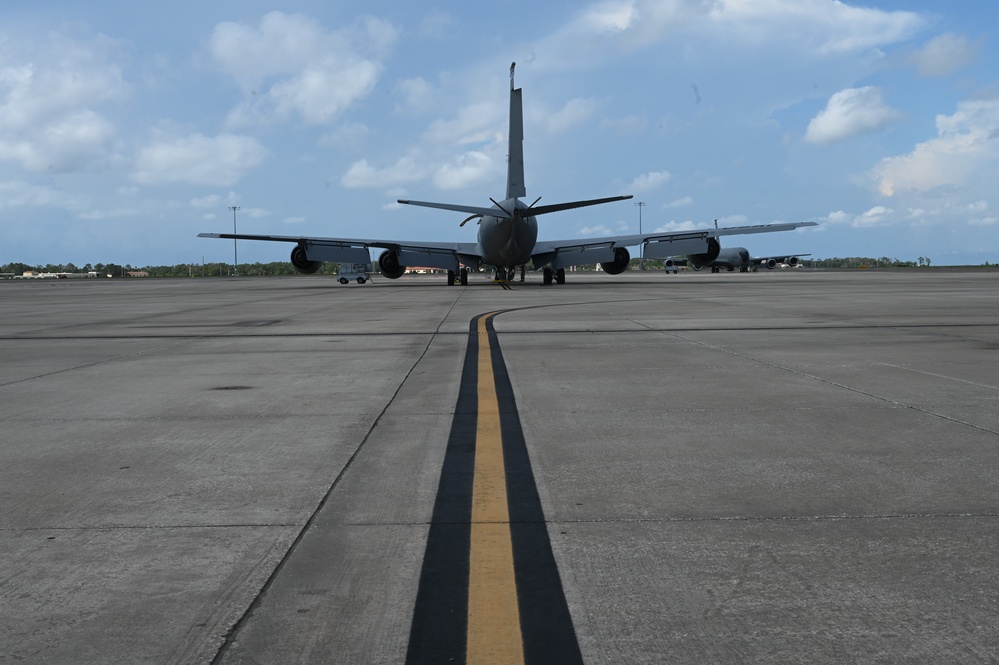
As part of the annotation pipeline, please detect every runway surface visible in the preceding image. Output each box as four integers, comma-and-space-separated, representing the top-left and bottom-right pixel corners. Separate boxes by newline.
2, 269, 999, 664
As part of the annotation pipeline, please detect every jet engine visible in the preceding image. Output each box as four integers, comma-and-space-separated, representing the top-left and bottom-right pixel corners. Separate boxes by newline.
378, 249, 406, 279
600, 247, 631, 275
687, 238, 721, 268
765, 256, 798, 269
290, 245, 322, 274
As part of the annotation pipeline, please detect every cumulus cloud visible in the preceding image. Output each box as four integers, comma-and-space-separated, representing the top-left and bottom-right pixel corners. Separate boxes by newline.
910, 33, 977, 77
666, 196, 693, 208
190, 195, 222, 208
628, 170, 671, 192
0, 180, 65, 209
423, 102, 503, 145
826, 200, 998, 228
542, 98, 599, 134
0, 33, 125, 173
854, 205, 893, 227
537, 0, 923, 66
579, 224, 614, 236
210, 12, 397, 126
806, 87, 901, 144
818, 206, 900, 228
653, 220, 704, 233
340, 155, 423, 188
433, 151, 498, 190
320, 122, 371, 151
873, 97, 999, 196
395, 77, 435, 114
132, 133, 268, 186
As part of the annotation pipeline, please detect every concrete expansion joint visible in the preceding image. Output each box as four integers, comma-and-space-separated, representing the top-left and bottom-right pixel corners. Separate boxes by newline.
553, 512, 999, 524
3, 523, 304, 532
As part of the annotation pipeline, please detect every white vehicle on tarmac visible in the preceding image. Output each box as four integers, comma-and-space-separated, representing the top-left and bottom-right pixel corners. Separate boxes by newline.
337, 262, 371, 285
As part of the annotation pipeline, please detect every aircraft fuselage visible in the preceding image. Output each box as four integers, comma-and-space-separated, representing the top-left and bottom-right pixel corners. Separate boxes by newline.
698, 247, 750, 269
475, 197, 538, 267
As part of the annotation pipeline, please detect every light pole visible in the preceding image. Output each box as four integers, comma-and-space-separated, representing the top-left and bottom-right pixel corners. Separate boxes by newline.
228, 205, 240, 276
634, 201, 646, 270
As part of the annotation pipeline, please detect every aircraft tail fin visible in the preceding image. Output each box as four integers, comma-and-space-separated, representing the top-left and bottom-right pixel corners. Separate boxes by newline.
506, 62, 526, 200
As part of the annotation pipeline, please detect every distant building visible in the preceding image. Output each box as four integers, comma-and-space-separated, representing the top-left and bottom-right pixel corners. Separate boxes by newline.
16, 271, 99, 279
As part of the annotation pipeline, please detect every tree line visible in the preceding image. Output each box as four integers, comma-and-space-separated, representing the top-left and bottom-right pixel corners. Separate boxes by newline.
1, 261, 343, 277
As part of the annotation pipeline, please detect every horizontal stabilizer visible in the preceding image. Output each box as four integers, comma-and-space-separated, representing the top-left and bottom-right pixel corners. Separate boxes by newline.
397, 199, 513, 219
529, 195, 633, 217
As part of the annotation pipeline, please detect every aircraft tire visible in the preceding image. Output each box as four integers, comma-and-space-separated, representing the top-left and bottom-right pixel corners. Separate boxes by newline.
459, 268, 468, 286
543, 267, 553, 285
447, 270, 455, 286
556, 268, 565, 284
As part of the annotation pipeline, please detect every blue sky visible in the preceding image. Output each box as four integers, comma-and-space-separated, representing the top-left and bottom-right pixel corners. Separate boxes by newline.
2, 0, 998, 266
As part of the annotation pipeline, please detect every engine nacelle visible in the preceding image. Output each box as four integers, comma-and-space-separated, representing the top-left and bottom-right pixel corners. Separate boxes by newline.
688, 237, 721, 268
378, 249, 406, 279
786, 256, 799, 267
290, 245, 322, 274
600, 247, 631, 275
765, 258, 779, 270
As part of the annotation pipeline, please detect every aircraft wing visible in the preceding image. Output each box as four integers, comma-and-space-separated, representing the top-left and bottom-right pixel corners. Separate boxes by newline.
197, 232, 480, 271
531, 221, 816, 270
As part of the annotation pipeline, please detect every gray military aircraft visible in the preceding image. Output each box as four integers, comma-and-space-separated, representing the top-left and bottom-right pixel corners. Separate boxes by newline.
665, 247, 811, 273
199, 63, 816, 285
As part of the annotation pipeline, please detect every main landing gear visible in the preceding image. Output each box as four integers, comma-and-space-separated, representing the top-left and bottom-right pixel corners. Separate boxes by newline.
542, 267, 566, 285
447, 269, 469, 286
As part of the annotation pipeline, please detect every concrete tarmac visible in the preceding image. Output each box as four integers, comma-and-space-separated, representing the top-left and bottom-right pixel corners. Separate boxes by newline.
2, 269, 998, 663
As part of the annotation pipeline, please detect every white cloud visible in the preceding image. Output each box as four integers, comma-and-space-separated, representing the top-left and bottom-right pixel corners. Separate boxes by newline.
873, 97, 999, 196
715, 214, 749, 227
0, 179, 64, 209
0, 33, 125, 173
543, 98, 599, 134
537, 0, 923, 66
210, 12, 396, 126
132, 133, 268, 186
854, 205, 893, 227
628, 170, 671, 192
283, 216, 306, 224
190, 195, 221, 208
666, 196, 693, 208
579, 225, 614, 236
320, 122, 371, 151
395, 77, 435, 114
433, 151, 498, 190
806, 87, 901, 144
423, 102, 503, 145
341, 156, 423, 188
910, 33, 977, 77
711, 0, 924, 55
653, 220, 704, 233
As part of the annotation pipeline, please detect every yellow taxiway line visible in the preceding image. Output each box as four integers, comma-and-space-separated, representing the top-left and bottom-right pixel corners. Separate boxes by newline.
466, 313, 524, 664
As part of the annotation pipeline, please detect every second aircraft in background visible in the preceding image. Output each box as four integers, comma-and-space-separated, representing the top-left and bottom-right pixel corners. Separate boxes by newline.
665, 247, 811, 273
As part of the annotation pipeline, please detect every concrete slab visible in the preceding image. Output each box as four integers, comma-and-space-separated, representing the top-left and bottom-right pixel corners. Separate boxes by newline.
2, 270, 999, 663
